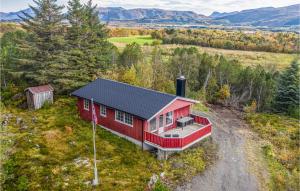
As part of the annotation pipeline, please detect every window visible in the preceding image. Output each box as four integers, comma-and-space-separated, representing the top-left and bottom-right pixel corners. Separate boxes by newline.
115, 110, 133, 126
150, 118, 157, 132
166, 111, 173, 126
159, 115, 164, 127
100, 105, 107, 117
116, 110, 124, 122
124, 113, 133, 126
84, 99, 89, 110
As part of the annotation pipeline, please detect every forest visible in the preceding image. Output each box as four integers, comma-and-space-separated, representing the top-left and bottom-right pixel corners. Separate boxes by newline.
1, 0, 299, 117
151, 29, 300, 54
0, 0, 299, 190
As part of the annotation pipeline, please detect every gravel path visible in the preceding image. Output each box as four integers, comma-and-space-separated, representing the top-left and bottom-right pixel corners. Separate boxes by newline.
176, 106, 268, 191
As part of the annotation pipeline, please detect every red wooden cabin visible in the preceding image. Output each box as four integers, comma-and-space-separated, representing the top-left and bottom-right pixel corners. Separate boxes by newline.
71, 78, 212, 151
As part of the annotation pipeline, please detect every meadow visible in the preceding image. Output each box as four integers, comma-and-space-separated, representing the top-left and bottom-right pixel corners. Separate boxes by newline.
109, 35, 297, 70
1, 96, 216, 190
108, 35, 158, 46
246, 113, 299, 191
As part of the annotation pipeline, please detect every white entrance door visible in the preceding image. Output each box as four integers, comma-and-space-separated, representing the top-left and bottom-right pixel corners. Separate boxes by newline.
158, 114, 164, 134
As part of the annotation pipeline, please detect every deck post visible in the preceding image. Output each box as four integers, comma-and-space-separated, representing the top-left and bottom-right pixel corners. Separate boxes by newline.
157, 149, 169, 160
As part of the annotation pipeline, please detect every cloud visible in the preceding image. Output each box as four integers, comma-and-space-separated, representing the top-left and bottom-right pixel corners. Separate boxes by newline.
1, 0, 299, 15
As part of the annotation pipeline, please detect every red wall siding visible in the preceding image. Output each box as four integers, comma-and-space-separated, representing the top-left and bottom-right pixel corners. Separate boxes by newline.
146, 99, 193, 133
77, 98, 144, 141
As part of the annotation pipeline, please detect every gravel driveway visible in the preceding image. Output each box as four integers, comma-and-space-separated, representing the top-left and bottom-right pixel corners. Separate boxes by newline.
176, 106, 269, 191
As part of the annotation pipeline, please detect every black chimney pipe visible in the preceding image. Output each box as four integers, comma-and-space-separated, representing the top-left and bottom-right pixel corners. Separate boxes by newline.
176, 75, 186, 97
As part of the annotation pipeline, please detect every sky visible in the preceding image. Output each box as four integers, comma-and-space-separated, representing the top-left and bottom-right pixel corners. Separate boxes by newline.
0, 0, 299, 15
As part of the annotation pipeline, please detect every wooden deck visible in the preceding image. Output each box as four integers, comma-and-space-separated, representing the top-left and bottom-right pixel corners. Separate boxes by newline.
144, 114, 212, 150
160, 123, 205, 138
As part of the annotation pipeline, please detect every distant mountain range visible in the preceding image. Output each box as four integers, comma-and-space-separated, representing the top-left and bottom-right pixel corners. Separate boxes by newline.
1, 4, 299, 28
210, 4, 300, 27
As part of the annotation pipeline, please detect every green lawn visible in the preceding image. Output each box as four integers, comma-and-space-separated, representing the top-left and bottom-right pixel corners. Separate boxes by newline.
1, 97, 215, 191
108, 35, 158, 45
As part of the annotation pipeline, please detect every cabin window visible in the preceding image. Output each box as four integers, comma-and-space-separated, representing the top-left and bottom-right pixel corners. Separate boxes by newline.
159, 115, 164, 127
166, 111, 173, 126
124, 113, 133, 125
100, 105, 106, 117
84, 99, 89, 110
150, 118, 156, 132
115, 110, 124, 122
115, 110, 133, 126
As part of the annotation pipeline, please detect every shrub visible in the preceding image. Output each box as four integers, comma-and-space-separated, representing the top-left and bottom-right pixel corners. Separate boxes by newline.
244, 100, 257, 113
153, 180, 169, 191
17, 176, 29, 191
152, 40, 161, 46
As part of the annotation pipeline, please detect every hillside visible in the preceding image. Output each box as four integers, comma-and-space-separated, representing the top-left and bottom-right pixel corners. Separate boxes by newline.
211, 4, 300, 27
1, 4, 299, 28
0, 97, 216, 190
99, 7, 207, 23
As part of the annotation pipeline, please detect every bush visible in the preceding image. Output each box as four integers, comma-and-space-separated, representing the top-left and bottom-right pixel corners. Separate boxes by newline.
17, 176, 29, 191
153, 180, 169, 191
244, 100, 257, 113
152, 40, 161, 46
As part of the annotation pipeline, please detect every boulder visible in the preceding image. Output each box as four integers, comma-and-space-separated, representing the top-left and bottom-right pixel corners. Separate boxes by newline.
148, 174, 158, 189
20, 125, 28, 130
32, 116, 37, 123
16, 117, 23, 125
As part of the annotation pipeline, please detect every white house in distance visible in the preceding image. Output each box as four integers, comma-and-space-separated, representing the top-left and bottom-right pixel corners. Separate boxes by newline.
25, 84, 54, 110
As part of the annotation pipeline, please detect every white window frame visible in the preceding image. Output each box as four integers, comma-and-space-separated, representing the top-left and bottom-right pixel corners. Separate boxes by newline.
83, 99, 89, 111
165, 111, 173, 126
149, 118, 157, 132
115, 110, 124, 122
115, 110, 133, 127
100, 105, 107, 117
159, 114, 164, 128
124, 113, 133, 126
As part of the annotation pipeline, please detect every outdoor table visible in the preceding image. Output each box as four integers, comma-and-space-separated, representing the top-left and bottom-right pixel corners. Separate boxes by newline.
177, 116, 194, 128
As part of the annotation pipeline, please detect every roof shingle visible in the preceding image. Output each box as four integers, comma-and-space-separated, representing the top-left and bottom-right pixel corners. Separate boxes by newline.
71, 78, 177, 119
25, 85, 54, 94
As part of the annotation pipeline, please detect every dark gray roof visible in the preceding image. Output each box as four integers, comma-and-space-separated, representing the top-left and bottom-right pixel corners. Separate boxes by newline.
71, 78, 177, 119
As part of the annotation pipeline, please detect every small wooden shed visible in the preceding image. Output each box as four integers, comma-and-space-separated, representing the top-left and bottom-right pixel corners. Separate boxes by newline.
25, 84, 54, 110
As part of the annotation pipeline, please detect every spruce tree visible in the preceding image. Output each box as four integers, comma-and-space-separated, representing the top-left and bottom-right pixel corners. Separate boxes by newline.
62, 0, 115, 92
274, 60, 300, 117
19, 0, 65, 84
66, 0, 86, 49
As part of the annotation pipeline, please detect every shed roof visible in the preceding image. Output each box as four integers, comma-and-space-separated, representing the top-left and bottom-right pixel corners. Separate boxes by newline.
71, 78, 195, 120
25, 85, 54, 94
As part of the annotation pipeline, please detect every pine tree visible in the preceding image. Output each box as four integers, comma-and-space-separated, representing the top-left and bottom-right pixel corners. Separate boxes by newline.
274, 60, 300, 117
19, 0, 65, 84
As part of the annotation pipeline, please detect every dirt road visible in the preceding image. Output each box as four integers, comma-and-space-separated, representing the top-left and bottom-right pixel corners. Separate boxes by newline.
177, 106, 269, 191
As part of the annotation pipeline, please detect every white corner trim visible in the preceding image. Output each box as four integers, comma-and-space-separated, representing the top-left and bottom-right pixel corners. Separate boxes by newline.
176, 97, 199, 103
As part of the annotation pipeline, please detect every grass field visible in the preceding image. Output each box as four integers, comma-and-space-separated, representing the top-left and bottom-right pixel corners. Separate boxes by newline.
0, 23, 24, 37
109, 35, 297, 70
1, 97, 215, 190
246, 113, 299, 191
108, 35, 158, 46
147, 45, 297, 70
